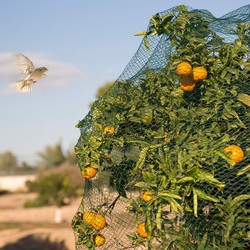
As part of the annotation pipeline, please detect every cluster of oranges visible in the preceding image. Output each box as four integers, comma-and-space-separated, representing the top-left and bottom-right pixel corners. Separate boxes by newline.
80, 105, 244, 245
83, 211, 107, 246
135, 191, 154, 238
81, 168, 105, 246
176, 62, 207, 91
79, 126, 114, 246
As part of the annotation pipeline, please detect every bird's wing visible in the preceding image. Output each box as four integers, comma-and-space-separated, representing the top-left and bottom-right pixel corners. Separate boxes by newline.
16, 53, 36, 75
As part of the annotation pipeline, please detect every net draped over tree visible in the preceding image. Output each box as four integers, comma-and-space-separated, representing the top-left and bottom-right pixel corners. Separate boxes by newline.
72, 5, 250, 250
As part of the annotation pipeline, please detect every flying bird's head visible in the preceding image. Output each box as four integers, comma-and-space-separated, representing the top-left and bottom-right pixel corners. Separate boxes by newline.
40, 67, 48, 77
41, 67, 48, 72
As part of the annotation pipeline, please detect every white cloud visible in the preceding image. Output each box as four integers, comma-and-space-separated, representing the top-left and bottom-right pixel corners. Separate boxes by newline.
0, 52, 84, 95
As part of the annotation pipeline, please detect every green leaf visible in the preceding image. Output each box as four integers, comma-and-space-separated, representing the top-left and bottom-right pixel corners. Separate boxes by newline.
197, 170, 225, 188
140, 106, 153, 125
143, 36, 150, 51
238, 93, 250, 106
177, 151, 184, 171
176, 176, 195, 183
134, 30, 147, 36
107, 137, 124, 147
161, 14, 174, 25
186, 166, 199, 177
169, 198, 182, 212
134, 182, 148, 188
173, 5, 188, 12
221, 68, 227, 78
88, 137, 102, 150
193, 188, 198, 217
135, 147, 149, 170
158, 191, 182, 200
156, 206, 162, 230
236, 164, 250, 176
193, 188, 220, 203
92, 107, 103, 120
231, 194, 250, 208
215, 150, 236, 167
151, 30, 158, 36
199, 233, 208, 250
158, 175, 167, 190
223, 104, 242, 122
142, 171, 157, 183
224, 73, 232, 84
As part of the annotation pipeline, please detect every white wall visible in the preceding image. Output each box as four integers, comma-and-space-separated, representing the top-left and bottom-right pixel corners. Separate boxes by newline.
0, 175, 36, 192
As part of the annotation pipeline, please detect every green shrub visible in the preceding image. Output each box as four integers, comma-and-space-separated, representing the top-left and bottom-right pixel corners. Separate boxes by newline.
25, 172, 80, 207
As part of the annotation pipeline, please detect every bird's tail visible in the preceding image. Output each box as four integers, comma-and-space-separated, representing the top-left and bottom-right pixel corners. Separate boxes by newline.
11, 81, 32, 93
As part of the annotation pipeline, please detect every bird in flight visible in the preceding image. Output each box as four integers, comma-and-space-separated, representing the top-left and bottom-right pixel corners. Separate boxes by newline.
13, 53, 48, 93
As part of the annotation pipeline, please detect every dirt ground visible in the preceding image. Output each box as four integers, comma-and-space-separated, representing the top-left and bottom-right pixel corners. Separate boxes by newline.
0, 192, 82, 250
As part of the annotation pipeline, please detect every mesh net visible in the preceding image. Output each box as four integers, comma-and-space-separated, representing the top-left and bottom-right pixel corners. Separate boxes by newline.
72, 5, 250, 250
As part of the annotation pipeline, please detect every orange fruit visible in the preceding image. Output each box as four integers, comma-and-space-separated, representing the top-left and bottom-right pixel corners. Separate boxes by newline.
192, 67, 207, 81
94, 234, 106, 247
180, 76, 195, 86
224, 145, 244, 163
81, 167, 97, 179
141, 191, 152, 201
163, 132, 168, 141
179, 76, 196, 91
91, 214, 106, 230
180, 83, 196, 91
103, 126, 115, 135
176, 62, 192, 76
137, 223, 149, 238
83, 211, 96, 225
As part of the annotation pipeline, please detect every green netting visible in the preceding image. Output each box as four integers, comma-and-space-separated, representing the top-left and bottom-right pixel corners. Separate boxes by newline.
72, 5, 250, 250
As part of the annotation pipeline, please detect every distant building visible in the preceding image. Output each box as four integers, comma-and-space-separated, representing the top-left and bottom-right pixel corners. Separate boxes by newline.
0, 175, 36, 192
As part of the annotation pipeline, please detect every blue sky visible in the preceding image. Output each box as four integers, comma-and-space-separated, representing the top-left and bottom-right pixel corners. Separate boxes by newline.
0, 0, 249, 164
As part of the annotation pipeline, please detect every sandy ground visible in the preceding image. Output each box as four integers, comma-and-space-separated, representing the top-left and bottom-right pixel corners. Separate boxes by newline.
0, 192, 82, 250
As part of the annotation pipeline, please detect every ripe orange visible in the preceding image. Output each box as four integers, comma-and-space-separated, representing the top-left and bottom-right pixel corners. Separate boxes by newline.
224, 145, 244, 163
163, 131, 168, 141
83, 211, 96, 225
180, 76, 195, 86
176, 62, 192, 76
180, 83, 196, 91
91, 214, 106, 230
103, 126, 115, 135
81, 167, 97, 179
141, 191, 152, 201
94, 234, 106, 246
192, 67, 207, 81
179, 76, 196, 91
137, 223, 149, 238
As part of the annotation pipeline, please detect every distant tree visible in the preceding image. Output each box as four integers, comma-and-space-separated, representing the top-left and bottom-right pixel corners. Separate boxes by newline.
19, 161, 33, 170
25, 172, 79, 207
0, 151, 18, 175
89, 81, 114, 107
25, 172, 81, 223
65, 150, 77, 165
95, 81, 114, 98
37, 141, 66, 168
17, 161, 35, 174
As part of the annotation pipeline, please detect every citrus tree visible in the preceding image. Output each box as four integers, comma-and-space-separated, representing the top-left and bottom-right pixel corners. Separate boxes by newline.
73, 6, 250, 249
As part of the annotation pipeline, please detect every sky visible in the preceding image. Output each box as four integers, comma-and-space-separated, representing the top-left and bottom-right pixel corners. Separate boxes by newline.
0, 0, 249, 165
